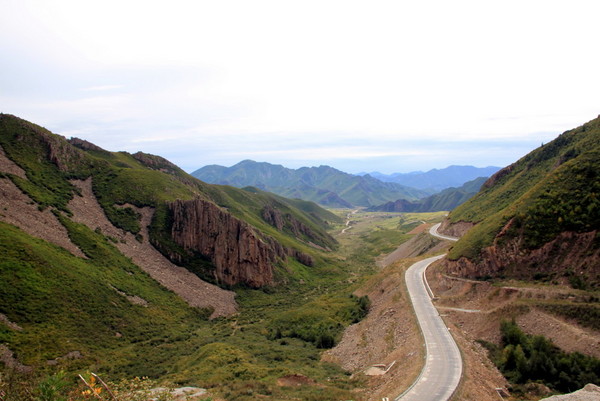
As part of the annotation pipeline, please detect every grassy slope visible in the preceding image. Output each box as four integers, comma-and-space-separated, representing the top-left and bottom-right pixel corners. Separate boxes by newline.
0, 115, 369, 399
448, 116, 600, 261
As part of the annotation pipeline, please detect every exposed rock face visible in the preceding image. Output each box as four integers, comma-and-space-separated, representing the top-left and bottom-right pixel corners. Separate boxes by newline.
37, 129, 85, 172
169, 198, 280, 288
438, 219, 474, 238
262, 205, 323, 241
132, 151, 180, 174
68, 179, 237, 318
68, 137, 108, 153
481, 163, 515, 190
444, 228, 600, 284
540, 384, 600, 401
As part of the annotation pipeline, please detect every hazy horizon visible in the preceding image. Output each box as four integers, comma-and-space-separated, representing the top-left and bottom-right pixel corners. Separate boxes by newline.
2, 1, 598, 174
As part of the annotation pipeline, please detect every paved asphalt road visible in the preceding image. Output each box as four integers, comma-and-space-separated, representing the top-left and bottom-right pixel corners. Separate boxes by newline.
429, 223, 459, 242
395, 224, 461, 401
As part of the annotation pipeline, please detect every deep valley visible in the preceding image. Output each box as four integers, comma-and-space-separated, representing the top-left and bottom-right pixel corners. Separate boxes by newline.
1, 114, 599, 401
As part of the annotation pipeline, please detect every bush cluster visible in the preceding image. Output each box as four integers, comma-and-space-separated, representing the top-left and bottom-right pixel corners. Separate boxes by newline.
482, 321, 600, 393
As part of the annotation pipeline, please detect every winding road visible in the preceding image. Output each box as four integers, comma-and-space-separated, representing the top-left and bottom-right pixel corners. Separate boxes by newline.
395, 223, 461, 401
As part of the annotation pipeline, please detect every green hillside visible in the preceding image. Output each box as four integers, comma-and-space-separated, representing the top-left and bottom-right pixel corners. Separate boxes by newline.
368, 177, 487, 213
446, 115, 600, 285
0, 114, 362, 400
192, 160, 430, 207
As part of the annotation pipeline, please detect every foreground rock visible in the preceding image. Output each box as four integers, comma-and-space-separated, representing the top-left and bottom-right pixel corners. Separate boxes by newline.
540, 384, 600, 401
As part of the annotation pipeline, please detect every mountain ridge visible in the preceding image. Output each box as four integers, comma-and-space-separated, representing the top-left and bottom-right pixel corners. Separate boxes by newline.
441, 115, 600, 287
192, 160, 433, 208
362, 165, 501, 191
368, 176, 487, 213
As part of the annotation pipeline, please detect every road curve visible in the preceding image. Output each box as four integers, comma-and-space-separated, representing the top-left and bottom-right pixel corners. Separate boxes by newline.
395, 256, 462, 399
429, 223, 459, 242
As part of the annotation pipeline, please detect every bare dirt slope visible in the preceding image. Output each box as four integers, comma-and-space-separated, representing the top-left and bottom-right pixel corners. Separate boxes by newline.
323, 258, 424, 400
0, 146, 85, 257
428, 268, 600, 360
328, 214, 512, 401
68, 178, 237, 318
541, 384, 600, 401
377, 230, 447, 268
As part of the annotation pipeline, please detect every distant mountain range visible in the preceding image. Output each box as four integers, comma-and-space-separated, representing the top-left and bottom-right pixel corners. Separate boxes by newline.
368, 176, 487, 213
192, 160, 432, 208
361, 165, 501, 192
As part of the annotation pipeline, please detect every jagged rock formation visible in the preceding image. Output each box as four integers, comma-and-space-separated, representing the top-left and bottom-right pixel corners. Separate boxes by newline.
170, 199, 276, 288
68, 179, 237, 317
444, 228, 600, 283
262, 205, 320, 242
68, 137, 109, 153
167, 199, 316, 288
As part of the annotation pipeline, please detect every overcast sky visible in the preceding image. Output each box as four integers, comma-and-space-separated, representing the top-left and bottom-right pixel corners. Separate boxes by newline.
1, 0, 599, 174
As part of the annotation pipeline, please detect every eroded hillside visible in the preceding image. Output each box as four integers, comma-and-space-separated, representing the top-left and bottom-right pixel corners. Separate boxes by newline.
441, 116, 600, 287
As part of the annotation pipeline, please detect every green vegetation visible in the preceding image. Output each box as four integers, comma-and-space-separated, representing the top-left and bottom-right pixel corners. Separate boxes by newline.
447, 116, 600, 266
369, 176, 487, 213
0, 114, 451, 400
539, 303, 600, 332
481, 321, 600, 394
192, 159, 431, 208
268, 294, 370, 348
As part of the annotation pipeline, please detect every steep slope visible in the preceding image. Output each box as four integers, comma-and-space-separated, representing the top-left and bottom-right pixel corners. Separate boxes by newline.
367, 165, 500, 191
192, 160, 430, 207
0, 114, 337, 290
368, 177, 487, 213
440, 115, 600, 287
0, 114, 369, 400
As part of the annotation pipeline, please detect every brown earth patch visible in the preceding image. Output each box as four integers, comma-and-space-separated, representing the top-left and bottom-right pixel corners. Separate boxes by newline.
0, 345, 31, 373
0, 313, 23, 331
324, 254, 432, 400
438, 219, 474, 237
427, 259, 600, 399
516, 309, 600, 359
0, 145, 26, 178
407, 223, 429, 235
377, 232, 449, 268
0, 177, 86, 258
67, 178, 237, 318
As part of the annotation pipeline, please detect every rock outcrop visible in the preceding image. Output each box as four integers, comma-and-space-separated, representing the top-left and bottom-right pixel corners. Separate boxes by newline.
262, 205, 324, 242
169, 199, 279, 288
438, 219, 474, 238
444, 227, 600, 284
168, 199, 316, 288
540, 384, 600, 401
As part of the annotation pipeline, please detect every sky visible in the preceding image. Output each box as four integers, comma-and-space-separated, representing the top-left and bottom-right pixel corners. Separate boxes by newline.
1, 0, 599, 174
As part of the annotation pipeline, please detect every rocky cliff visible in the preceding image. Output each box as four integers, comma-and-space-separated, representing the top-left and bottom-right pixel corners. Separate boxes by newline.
442, 116, 600, 288
168, 198, 278, 288
166, 198, 314, 288
443, 224, 600, 285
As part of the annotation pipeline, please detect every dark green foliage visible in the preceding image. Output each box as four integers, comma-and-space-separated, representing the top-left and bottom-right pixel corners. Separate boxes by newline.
0, 114, 365, 398
448, 116, 600, 263
539, 303, 600, 331
482, 321, 600, 393
267, 294, 370, 348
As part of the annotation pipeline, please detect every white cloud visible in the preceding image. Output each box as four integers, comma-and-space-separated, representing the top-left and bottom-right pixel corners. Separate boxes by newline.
1, 0, 599, 173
